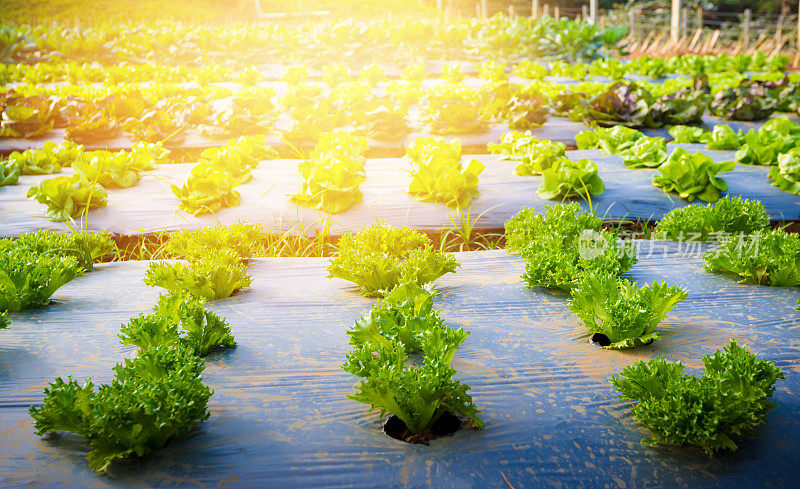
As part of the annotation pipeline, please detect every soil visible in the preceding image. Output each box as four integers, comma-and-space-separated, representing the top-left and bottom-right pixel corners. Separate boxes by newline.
383, 412, 462, 444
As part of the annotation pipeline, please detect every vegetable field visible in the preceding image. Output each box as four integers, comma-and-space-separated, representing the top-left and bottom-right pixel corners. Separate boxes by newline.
2, 3, 800, 488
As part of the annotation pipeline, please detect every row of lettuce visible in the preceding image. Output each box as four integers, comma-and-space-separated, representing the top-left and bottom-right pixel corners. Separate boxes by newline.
7, 118, 800, 223
2, 193, 797, 471
0, 16, 623, 67
0, 52, 788, 86
488, 115, 800, 203
1, 66, 797, 144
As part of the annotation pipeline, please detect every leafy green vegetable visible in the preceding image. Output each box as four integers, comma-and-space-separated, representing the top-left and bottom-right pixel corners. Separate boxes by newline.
769, 148, 800, 195
652, 148, 735, 203
120, 293, 236, 356
26, 174, 108, 221
165, 220, 266, 261
0, 229, 116, 272
291, 130, 367, 214
347, 283, 448, 353
582, 81, 652, 128
704, 229, 800, 286
327, 222, 459, 297
0, 159, 20, 186
646, 89, 707, 127
732, 117, 800, 166
488, 131, 567, 176
342, 332, 482, 436
538, 157, 604, 200
575, 125, 644, 154
171, 168, 241, 216
668, 125, 711, 144
655, 196, 770, 242
0, 246, 83, 312
405, 137, 484, 208
30, 345, 212, 474
611, 340, 784, 454
73, 151, 141, 188
710, 86, 777, 120
569, 273, 688, 349
172, 136, 271, 216
505, 203, 637, 291
423, 83, 488, 135
620, 137, 667, 169
0, 311, 9, 329
143, 251, 252, 300
706, 125, 744, 150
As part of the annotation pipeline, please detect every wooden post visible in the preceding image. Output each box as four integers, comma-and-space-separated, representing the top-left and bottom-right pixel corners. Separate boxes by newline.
696, 7, 703, 32
481, 0, 487, 18
581, 5, 588, 21
743, 9, 751, 49
628, 9, 636, 38
681, 7, 688, 38
670, 0, 681, 43
508, 5, 515, 17
476, 3, 481, 18
532, 0, 539, 18
554, 6, 559, 19
774, 15, 785, 53
796, 0, 800, 65
589, 0, 598, 25
543, 4, 549, 17
435, 0, 442, 10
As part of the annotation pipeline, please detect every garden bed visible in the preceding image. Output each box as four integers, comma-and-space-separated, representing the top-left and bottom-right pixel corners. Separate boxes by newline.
2, 145, 799, 237
1, 246, 799, 487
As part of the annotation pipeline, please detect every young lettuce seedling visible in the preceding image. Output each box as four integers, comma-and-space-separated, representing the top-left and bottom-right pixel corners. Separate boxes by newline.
611, 340, 784, 454
569, 273, 688, 349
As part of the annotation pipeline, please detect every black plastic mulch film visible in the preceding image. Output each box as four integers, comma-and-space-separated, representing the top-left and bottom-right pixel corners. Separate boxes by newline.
2, 141, 800, 237
1, 246, 800, 488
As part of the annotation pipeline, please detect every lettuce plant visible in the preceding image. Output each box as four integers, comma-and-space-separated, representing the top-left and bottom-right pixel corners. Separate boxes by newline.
119, 293, 236, 356
668, 125, 710, 144
538, 157, 604, 200
710, 86, 776, 120
347, 283, 446, 353
0, 247, 83, 312
405, 137, 484, 208
29, 345, 212, 474
342, 329, 483, 437
27, 174, 108, 221
144, 250, 252, 300
291, 130, 367, 214
569, 273, 688, 349
505, 203, 637, 291
611, 340, 784, 454
621, 137, 667, 169
575, 125, 644, 154
706, 124, 744, 150
655, 196, 769, 242
652, 148, 735, 203
704, 229, 800, 286
165, 220, 267, 261
0, 160, 19, 186
0, 230, 115, 272
327, 222, 459, 297
769, 148, 800, 195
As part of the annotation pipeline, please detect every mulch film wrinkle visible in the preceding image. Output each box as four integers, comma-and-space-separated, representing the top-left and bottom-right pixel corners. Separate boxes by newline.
1, 245, 799, 488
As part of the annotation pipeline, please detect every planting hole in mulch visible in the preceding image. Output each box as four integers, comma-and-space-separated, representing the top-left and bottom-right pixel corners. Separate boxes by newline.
590, 333, 611, 347
383, 412, 462, 444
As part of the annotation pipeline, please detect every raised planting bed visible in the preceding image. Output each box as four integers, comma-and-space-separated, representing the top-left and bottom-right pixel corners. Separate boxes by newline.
2, 144, 799, 238
1, 245, 799, 487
